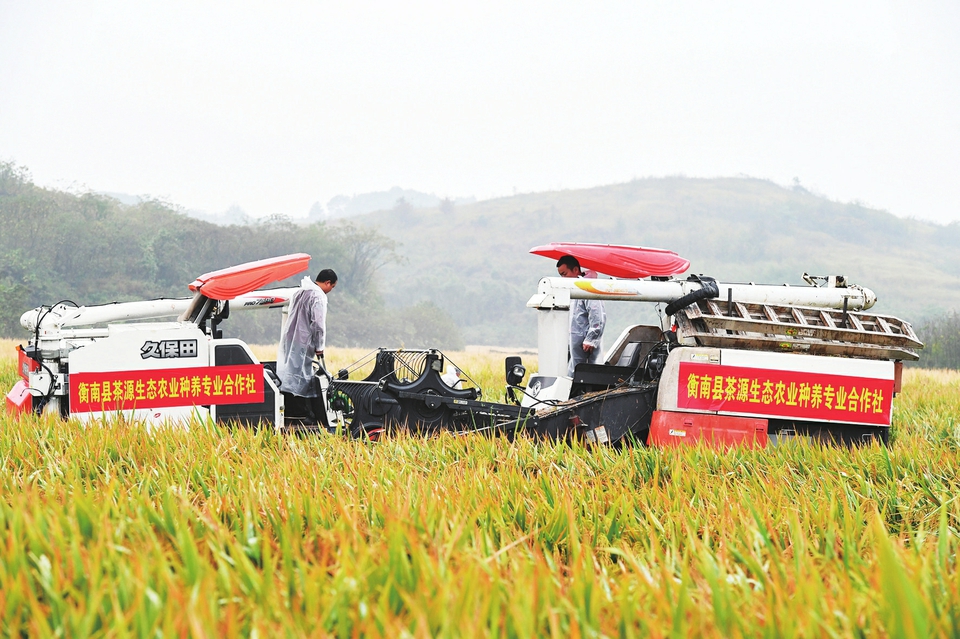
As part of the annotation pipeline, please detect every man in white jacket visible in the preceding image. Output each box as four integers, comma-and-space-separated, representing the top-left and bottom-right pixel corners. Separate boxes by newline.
277, 269, 337, 409
556, 255, 605, 376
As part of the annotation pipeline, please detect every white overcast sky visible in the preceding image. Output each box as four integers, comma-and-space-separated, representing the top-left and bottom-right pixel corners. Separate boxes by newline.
1, 1, 958, 222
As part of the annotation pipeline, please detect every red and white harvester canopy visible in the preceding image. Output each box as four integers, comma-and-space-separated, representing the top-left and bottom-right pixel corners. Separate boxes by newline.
529, 242, 690, 278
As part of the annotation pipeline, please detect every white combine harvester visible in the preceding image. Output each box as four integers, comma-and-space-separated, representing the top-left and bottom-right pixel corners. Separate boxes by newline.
513, 243, 921, 446
4, 244, 922, 447
7, 254, 309, 427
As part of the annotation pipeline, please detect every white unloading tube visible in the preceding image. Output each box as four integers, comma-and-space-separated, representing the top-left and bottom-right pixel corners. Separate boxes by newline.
528, 277, 876, 311
20, 288, 301, 331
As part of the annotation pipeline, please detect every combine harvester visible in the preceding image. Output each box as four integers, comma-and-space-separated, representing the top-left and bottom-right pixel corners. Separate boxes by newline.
514, 243, 921, 446
6, 254, 311, 428
5, 245, 922, 448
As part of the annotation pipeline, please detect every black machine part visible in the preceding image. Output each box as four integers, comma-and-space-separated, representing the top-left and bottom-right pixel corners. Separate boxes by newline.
505, 356, 526, 387
329, 350, 531, 435
528, 385, 658, 445
214, 344, 278, 428
382, 351, 479, 402
664, 275, 719, 316
569, 339, 674, 397
325, 349, 658, 445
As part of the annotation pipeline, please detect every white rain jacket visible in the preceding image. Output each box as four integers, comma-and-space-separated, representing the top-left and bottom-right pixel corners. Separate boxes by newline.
277, 276, 327, 396
568, 297, 606, 376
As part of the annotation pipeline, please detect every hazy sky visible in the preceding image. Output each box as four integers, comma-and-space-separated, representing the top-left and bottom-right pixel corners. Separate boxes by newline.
1, 1, 958, 222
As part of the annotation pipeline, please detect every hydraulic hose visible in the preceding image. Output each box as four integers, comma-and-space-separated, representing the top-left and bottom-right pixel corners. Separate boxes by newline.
664, 277, 719, 316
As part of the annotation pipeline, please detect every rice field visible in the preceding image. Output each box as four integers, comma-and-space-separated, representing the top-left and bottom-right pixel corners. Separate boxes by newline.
1, 337, 958, 637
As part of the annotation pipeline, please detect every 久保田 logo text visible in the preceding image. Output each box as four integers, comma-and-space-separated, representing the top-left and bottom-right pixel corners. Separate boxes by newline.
141, 339, 198, 359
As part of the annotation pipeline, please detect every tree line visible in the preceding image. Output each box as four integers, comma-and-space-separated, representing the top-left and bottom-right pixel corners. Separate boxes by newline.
912, 312, 960, 370
357, 176, 960, 348
4, 161, 956, 367
0, 162, 463, 349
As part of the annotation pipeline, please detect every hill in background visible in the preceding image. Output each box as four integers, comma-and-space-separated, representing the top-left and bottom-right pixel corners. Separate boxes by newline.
0, 163, 464, 349
6, 161, 958, 355
320, 188, 476, 221
355, 177, 960, 347
98, 187, 478, 227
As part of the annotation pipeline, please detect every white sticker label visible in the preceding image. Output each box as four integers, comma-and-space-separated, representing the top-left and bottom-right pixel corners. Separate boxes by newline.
668, 428, 687, 437
594, 426, 609, 444
584, 430, 597, 444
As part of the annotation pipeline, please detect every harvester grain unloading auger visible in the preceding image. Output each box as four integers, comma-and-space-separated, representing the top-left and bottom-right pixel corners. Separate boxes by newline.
5, 246, 922, 448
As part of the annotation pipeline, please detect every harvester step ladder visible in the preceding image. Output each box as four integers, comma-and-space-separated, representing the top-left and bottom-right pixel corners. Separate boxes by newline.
678, 300, 922, 361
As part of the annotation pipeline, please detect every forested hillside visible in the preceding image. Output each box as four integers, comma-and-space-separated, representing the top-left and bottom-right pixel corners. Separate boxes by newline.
4, 162, 958, 361
356, 178, 960, 349
0, 163, 463, 348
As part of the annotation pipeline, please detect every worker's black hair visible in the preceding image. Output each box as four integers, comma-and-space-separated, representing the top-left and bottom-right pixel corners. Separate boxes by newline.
316, 268, 338, 284
556, 255, 580, 270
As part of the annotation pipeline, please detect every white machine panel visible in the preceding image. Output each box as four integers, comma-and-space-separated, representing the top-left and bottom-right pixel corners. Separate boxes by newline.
521, 374, 573, 408
69, 323, 210, 372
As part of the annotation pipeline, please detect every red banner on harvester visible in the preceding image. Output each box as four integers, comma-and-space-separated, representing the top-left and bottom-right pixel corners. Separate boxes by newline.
69, 364, 264, 413
677, 362, 893, 426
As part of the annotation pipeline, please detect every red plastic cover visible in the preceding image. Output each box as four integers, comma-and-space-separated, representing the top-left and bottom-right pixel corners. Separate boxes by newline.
18, 346, 39, 381
189, 253, 311, 300
530, 242, 690, 278
5, 380, 32, 415
648, 410, 768, 449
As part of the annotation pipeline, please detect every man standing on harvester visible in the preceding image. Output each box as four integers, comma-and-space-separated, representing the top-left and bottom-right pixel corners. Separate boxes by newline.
277, 268, 337, 421
556, 255, 606, 376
